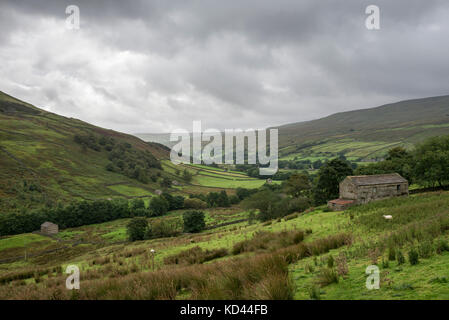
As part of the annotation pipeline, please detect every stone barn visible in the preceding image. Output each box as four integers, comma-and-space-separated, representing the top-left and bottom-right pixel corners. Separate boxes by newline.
328, 173, 409, 211
41, 222, 58, 235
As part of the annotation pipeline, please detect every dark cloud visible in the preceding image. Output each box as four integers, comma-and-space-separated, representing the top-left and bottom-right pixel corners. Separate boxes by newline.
0, 0, 448, 133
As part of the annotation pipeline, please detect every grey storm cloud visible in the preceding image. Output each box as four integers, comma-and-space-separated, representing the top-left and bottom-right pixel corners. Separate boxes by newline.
0, 0, 448, 133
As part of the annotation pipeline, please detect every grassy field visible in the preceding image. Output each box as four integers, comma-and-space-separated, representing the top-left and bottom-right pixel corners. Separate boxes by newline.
1, 190, 449, 299
161, 160, 273, 190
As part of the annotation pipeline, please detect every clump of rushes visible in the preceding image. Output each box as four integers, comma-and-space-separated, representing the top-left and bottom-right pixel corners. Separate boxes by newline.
408, 248, 419, 265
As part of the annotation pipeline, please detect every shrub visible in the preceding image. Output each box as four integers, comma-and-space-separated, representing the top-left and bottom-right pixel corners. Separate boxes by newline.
308, 285, 321, 300
388, 246, 396, 261
183, 211, 206, 233
148, 196, 169, 217
183, 198, 208, 209
408, 248, 419, 265
396, 249, 405, 265
327, 255, 334, 268
229, 195, 240, 205
126, 217, 148, 241
147, 218, 182, 238
437, 239, 449, 254
248, 211, 257, 225
382, 258, 389, 269
315, 268, 339, 287
418, 240, 434, 259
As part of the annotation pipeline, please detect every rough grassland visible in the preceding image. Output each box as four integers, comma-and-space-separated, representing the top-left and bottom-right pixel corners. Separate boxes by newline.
1, 191, 449, 299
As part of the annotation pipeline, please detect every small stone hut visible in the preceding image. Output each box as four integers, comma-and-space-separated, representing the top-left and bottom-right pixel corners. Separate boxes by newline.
41, 222, 58, 235
328, 173, 409, 211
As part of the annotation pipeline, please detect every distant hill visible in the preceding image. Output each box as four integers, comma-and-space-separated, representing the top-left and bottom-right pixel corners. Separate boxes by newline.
134, 133, 176, 149
276, 95, 449, 161
0, 91, 169, 212
136, 95, 449, 163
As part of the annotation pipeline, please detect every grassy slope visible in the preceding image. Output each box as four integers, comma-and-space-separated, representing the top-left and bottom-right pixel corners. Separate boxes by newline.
0, 92, 173, 210
136, 96, 449, 162
1, 91, 263, 211
0, 90, 268, 211
1, 191, 449, 299
277, 95, 449, 160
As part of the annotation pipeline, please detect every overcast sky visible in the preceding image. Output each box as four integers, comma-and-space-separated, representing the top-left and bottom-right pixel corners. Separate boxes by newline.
1, 0, 449, 133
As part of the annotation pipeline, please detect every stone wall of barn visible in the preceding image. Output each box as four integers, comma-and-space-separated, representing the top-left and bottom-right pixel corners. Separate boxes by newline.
353, 182, 408, 204
339, 180, 357, 200
41, 224, 58, 235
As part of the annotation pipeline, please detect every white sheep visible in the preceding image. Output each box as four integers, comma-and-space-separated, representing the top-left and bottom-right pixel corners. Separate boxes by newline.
383, 215, 393, 220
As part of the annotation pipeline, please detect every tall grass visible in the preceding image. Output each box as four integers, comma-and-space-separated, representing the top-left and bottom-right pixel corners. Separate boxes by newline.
232, 230, 305, 255
0, 232, 351, 300
164, 246, 228, 265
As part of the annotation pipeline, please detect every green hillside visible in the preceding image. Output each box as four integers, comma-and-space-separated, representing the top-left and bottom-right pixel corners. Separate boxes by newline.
136, 95, 449, 165
2, 190, 449, 299
0, 91, 270, 213
0, 91, 170, 212
277, 95, 449, 161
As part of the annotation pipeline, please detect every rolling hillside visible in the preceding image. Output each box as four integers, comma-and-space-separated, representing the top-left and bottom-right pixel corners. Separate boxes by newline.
277, 95, 449, 161
0, 91, 170, 212
136, 95, 449, 163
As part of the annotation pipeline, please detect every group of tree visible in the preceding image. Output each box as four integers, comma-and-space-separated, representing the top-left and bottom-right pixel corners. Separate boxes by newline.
0, 195, 177, 237
356, 135, 449, 188
126, 210, 205, 241
0, 198, 130, 236
74, 133, 161, 184
188, 190, 235, 208
106, 142, 161, 184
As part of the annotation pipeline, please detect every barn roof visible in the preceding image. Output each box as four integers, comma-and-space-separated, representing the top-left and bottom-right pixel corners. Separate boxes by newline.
345, 173, 408, 186
328, 199, 355, 205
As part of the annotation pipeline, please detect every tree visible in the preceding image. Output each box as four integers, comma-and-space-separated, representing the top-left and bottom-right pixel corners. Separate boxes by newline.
217, 190, 230, 207
241, 189, 282, 221
183, 211, 206, 233
236, 187, 255, 201
183, 198, 208, 209
313, 158, 353, 205
282, 173, 311, 197
386, 146, 409, 160
126, 217, 148, 241
161, 193, 185, 210
149, 196, 169, 217
130, 198, 145, 211
412, 135, 449, 187
160, 177, 172, 188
